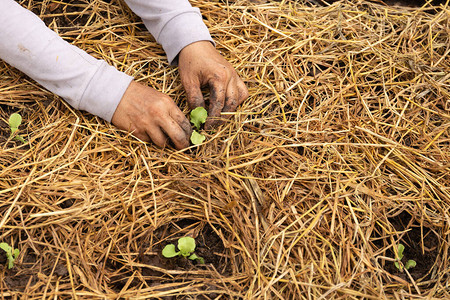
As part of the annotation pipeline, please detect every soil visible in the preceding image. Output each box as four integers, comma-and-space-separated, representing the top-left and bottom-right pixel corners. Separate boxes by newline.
373, 211, 441, 284
108, 220, 230, 299
29, 0, 91, 31
0, 220, 228, 297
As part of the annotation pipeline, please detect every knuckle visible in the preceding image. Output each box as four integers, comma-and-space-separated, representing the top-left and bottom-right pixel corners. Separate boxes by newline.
239, 86, 249, 102
213, 68, 228, 81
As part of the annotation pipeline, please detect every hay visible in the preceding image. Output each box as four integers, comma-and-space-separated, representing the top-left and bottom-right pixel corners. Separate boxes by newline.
1, 0, 449, 298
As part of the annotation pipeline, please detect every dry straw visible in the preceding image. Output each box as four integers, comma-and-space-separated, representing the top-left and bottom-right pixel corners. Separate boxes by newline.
0, 0, 449, 299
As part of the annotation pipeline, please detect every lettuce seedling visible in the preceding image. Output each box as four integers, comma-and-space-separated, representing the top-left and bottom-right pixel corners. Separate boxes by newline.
0, 242, 20, 269
190, 130, 206, 145
394, 243, 416, 271
9, 113, 25, 143
162, 236, 205, 264
190, 107, 207, 145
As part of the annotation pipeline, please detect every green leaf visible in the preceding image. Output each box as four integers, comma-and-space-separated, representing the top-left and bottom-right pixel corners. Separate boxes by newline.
190, 107, 207, 130
394, 261, 400, 270
7, 257, 14, 269
162, 244, 180, 258
397, 244, 404, 260
9, 113, 22, 129
190, 130, 206, 145
178, 237, 196, 257
188, 253, 205, 264
405, 260, 416, 270
0, 243, 11, 253
13, 248, 19, 259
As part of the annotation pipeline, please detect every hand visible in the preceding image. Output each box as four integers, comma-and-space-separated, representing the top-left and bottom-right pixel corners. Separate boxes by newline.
111, 81, 191, 149
178, 41, 249, 128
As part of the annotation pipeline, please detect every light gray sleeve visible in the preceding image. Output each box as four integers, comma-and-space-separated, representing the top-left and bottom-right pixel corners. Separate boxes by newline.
123, 0, 214, 64
0, 0, 133, 122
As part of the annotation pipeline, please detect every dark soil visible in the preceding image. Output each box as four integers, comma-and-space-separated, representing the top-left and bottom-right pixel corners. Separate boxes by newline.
109, 220, 230, 299
0, 248, 37, 291
27, 0, 91, 31
386, 212, 440, 281
373, 211, 441, 284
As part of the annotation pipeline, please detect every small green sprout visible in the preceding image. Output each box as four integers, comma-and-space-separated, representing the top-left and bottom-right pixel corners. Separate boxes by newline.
190, 107, 207, 130
190, 130, 206, 145
190, 107, 207, 145
0, 242, 20, 269
394, 243, 416, 271
8, 113, 26, 143
162, 237, 205, 264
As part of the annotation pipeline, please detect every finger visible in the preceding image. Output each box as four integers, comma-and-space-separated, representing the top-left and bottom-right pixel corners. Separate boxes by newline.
161, 118, 190, 150
205, 81, 227, 129
147, 126, 169, 148
132, 130, 152, 143
183, 77, 205, 109
224, 78, 248, 111
222, 78, 240, 114
170, 109, 192, 138
236, 78, 249, 106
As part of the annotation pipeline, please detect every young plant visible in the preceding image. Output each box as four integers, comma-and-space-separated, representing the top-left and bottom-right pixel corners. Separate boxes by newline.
162, 236, 205, 264
9, 113, 25, 143
394, 243, 416, 271
0, 242, 20, 269
190, 107, 207, 145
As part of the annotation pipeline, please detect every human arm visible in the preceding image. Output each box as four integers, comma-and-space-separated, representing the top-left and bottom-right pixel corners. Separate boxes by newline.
0, 0, 132, 122
123, 0, 249, 127
0, 0, 191, 149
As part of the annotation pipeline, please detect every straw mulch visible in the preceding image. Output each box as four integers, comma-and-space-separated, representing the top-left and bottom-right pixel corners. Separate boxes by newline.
1, 0, 449, 298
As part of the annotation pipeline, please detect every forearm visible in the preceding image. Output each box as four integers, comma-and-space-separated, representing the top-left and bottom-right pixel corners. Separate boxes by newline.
0, 0, 132, 122
123, 0, 213, 64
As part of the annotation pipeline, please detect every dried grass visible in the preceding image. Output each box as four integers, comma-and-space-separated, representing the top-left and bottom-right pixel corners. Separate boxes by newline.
1, 0, 449, 299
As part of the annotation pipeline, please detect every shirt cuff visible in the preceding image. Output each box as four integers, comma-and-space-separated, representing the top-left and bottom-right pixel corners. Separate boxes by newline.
78, 63, 133, 122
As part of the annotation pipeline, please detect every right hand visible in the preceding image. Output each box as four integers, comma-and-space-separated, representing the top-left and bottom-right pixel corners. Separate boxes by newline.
111, 81, 191, 150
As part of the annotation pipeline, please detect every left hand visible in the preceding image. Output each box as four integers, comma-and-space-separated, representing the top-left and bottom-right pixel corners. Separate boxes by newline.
178, 41, 249, 128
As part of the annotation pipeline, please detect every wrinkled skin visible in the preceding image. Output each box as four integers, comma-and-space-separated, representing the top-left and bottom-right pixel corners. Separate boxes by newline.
111, 41, 248, 150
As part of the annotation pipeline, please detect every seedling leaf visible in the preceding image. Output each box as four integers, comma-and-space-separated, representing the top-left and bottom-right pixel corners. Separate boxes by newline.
9, 113, 22, 129
0, 243, 19, 269
190, 107, 207, 130
178, 237, 196, 257
397, 244, 404, 259
189, 253, 205, 264
162, 244, 179, 258
8, 113, 26, 143
190, 130, 206, 145
405, 260, 416, 270
13, 249, 19, 259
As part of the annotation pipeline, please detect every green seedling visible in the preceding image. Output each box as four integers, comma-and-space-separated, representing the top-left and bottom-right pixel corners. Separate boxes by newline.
0, 242, 20, 269
9, 113, 25, 143
190, 130, 206, 145
190, 107, 207, 145
162, 236, 205, 264
394, 243, 416, 271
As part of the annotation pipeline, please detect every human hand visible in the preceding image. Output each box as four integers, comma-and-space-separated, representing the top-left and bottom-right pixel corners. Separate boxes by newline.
111, 81, 191, 149
178, 41, 248, 128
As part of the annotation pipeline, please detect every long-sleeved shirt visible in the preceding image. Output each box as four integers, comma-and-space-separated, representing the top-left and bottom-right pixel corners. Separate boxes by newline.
0, 0, 212, 122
